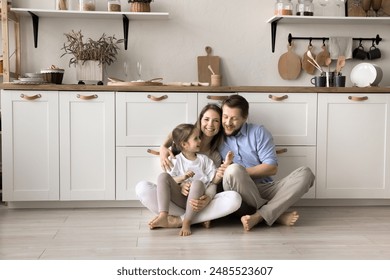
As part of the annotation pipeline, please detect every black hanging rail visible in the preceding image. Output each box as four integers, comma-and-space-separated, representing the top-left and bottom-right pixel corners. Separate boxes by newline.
287, 33, 382, 46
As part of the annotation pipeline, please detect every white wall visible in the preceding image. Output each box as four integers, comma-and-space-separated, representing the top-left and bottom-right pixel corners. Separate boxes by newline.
12, 0, 390, 87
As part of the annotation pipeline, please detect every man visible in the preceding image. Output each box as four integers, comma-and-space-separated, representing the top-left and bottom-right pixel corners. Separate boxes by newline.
218, 95, 315, 231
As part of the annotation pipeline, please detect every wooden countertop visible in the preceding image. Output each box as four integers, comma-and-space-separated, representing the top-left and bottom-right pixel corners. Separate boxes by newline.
1, 83, 390, 93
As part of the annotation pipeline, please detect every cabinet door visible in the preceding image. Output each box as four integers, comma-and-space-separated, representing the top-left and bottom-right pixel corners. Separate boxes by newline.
116, 147, 162, 200
274, 146, 316, 199
59, 92, 115, 200
1, 90, 59, 201
240, 93, 317, 145
317, 94, 390, 198
116, 92, 197, 146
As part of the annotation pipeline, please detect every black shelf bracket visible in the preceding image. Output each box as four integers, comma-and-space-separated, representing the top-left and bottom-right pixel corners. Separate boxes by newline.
28, 11, 39, 48
122, 14, 129, 50
287, 33, 383, 46
271, 18, 282, 53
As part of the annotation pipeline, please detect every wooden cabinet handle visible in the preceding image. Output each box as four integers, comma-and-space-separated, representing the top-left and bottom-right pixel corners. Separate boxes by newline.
269, 94, 288, 101
207, 95, 229, 101
276, 148, 288, 154
147, 149, 160, 156
147, 95, 168, 102
348, 96, 368, 102
77, 94, 98, 100
20, 94, 41, 100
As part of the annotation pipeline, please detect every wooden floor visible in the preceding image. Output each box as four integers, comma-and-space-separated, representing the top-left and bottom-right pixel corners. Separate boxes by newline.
1, 204, 390, 260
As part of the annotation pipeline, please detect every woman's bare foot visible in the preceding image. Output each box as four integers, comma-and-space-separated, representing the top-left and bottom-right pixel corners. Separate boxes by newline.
241, 212, 263, 231
149, 214, 182, 229
224, 151, 234, 165
179, 220, 192, 236
276, 211, 299, 226
202, 220, 211, 229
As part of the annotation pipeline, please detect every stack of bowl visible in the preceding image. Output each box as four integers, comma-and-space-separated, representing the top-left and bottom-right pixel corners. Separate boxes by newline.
41, 67, 65, 84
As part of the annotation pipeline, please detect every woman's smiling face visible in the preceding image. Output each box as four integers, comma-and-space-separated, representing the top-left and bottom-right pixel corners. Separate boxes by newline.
200, 109, 221, 138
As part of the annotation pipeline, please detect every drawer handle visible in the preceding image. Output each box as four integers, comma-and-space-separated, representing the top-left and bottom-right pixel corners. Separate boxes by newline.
276, 148, 288, 154
207, 95, 229, 101
77, 94, 98, 100
147, 95, 168, 102
147, 149, 160, 156
269, 94, 288, 101
348, 96, 368, 102
20, 94, 41, 100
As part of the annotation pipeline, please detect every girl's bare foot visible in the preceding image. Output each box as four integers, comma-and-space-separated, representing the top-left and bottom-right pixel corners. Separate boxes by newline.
276, 211, 299, 226
149, 214, 182, 229
241, 212, 263, 231
179, 220, 192, 236
202, 220, 211, 228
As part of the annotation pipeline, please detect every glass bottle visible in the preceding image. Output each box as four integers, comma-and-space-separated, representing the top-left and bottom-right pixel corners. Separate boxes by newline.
56, 0, 68, 10
296, 0, 314, 16
79, 0, 96, 11
108, 0, 121, 12
274, 0, 293, 16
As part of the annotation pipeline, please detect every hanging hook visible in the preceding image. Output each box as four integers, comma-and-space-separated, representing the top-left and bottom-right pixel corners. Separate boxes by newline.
309, 37, 313, 46
322, 38, 326, 46
288, 33, 293, 46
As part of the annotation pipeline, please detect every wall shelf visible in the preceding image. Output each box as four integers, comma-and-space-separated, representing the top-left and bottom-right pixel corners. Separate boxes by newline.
11, 8, 170, 50
267, 15, 390, 53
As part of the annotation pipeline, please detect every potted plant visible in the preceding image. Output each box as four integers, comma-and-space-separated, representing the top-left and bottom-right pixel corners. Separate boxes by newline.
61, 30, 123, 84
128, 0, 153, 12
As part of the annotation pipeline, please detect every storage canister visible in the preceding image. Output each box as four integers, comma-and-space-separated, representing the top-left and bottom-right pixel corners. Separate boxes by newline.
274, 0, 293, 16
79, 0, 96, 11
296, 0, 314, 16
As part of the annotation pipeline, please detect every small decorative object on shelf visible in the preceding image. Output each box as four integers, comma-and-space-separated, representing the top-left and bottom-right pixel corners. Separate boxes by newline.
79, 0, 96, 11
61, 30, 124, 84
108, 0, 121, 12
56, 0, 68, 10
128, 0, 154, 12
296, 0, 314, 16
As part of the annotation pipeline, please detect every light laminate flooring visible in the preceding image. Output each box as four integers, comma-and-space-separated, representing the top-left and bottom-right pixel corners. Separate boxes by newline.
1, 205, 390, 260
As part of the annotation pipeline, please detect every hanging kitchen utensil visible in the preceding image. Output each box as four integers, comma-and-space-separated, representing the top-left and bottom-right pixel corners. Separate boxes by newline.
302, 43, 316, 75
278, 43, 301, 80
197, 46, 220, 83
316, 43, 331, 67
335, 56, 346, 75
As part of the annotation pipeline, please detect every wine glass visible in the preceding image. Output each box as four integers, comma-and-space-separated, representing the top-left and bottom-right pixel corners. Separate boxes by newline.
318, 0, 330, 16
371, 0, 383, 16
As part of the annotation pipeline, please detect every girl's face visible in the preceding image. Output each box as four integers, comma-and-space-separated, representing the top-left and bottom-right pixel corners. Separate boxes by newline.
182, 128, 201, 153
200, 109, 221, 138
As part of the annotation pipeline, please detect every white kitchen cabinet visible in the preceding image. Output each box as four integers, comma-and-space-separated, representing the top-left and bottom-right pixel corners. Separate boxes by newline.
197, 92, 236, 112
59, 91, 115, 200
317, 93, 390, 198
116, 147, 162, 200
274, 146, 316, 199
1, 90, 59, 201
239, 93, 317, 145
116, 92, 197, 146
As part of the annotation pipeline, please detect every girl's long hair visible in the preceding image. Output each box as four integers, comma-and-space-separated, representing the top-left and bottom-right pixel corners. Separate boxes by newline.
171, 123, 197, 153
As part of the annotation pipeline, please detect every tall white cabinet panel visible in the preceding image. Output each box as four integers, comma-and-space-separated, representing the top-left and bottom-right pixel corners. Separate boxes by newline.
116, 92, 198, 146
116, 147, 161, 200
59, 92, 115, 200
1, 90, 59, 201
274, 146, 316, 198
317, 94, 390, 198
240, 93, 317, 145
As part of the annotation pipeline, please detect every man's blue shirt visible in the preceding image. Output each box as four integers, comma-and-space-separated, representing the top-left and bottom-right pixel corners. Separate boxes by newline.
219, 123, 278, 183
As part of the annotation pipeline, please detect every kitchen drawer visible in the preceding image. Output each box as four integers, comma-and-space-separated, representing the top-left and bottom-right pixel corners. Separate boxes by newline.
197, 92, 237, 112
116, 92, 197, 146
116, 147, 163, 200
240, 93, 317, 145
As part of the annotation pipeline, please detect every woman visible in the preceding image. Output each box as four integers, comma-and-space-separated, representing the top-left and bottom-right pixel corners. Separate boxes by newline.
135, 104, 242, 227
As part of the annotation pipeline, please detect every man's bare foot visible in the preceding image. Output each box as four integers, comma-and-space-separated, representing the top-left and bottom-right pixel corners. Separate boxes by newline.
241, 212, 263, 231
149, 214, 182, 229
276, 211, 299, 226
202, 221, 211, 229
179, 220, 192, 236
225, 151, 234, 165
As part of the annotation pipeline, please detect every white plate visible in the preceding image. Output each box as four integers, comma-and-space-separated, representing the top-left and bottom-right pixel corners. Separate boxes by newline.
350, 63, 383, 87
19, 77, 44, 82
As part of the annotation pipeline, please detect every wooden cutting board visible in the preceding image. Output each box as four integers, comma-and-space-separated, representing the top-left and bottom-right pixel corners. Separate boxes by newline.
302, 45, 316, 75
197, 46, 220, 83
278, 44, 301, 80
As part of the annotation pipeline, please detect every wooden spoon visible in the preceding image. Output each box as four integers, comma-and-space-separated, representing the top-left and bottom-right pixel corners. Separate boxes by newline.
325, 57, 332, 73
336, 56, 346, 75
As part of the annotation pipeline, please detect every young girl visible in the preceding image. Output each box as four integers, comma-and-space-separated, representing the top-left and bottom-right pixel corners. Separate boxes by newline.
149, 123, 233, 236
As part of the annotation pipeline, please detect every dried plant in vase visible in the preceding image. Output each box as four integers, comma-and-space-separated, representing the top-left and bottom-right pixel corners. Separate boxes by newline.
61, 30, 124, 83
128, 0, 154, 12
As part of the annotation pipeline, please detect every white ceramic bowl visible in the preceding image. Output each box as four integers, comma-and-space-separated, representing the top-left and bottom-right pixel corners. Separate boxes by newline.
350, 63, 383, 87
